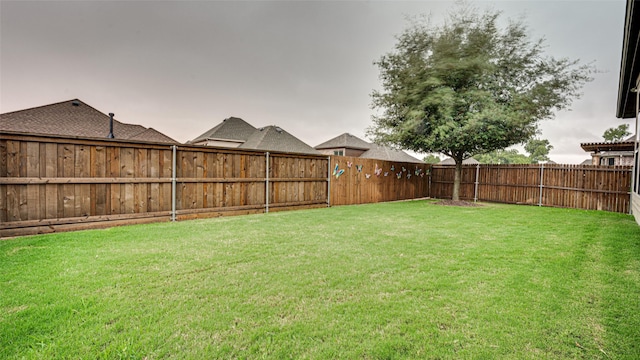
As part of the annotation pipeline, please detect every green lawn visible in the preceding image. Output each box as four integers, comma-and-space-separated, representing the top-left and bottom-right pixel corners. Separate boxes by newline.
1, 201, 639, 359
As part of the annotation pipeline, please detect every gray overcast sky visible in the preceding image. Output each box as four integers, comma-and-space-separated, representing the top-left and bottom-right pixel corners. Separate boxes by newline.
0, 0, 632, 163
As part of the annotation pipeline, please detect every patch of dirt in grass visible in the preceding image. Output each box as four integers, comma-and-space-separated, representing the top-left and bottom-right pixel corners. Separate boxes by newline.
433, 200, 482, 207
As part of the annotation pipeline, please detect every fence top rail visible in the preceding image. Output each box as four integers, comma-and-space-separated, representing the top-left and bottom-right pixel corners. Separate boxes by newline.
0, 131, 329, 159
1, 131, 177, 150
431, 163, 632, 171
330, 155, 427, 167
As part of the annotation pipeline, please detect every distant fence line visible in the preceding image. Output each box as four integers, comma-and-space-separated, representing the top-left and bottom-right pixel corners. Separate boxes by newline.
430, 164, 632, 213
0, 132, 633, 237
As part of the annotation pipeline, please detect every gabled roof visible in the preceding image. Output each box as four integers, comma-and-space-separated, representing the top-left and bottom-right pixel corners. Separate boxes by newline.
359, 144, 424, 164
189, 117, 256, 144
580, 135, 635, 152
315, 132, 424, 163
314, 133, 372, 150
0, 99, 177, 143
239, 126, 320, 155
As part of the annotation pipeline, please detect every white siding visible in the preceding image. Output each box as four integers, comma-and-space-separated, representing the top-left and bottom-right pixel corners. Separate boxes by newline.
632, 193, 640, 225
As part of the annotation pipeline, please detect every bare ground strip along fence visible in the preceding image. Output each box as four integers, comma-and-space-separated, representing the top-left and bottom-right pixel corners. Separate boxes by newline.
0, 132, 633, 237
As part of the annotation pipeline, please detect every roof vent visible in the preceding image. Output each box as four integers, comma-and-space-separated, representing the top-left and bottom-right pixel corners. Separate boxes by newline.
71, 101, 80, 106
275, 127, 283, 133
107, 113, 115, 139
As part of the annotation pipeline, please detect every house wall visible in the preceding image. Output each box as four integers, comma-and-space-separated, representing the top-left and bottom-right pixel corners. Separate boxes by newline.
597, 154, 635, 166
345, 148, 367, 157
632, 193, 640, 223
316, 148, 340, 156
317, 148, 368, 157
203, 140, 243, 148
633, 75, 640, 225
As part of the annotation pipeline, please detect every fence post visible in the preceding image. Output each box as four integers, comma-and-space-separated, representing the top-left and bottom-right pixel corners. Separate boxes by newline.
327, 156, 331, 207
474, 164, 480, 202
538, 163, 544, 207
171, 145, 177, 221
428, 165, 432, 198
265, 152, 270, 213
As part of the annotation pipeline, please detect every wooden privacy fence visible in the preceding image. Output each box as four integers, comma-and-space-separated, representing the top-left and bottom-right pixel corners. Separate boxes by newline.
0, 133, 429, 237
329, 156, 430, 206
0, 133, 329, 237
430, 164, 632, 213
1, 132, 633, 237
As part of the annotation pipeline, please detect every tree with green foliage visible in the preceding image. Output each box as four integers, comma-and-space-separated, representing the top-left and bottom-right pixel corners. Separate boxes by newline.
423, 154, 442, 164
368, 5, 594, 200
475, 149, 530, 164
525, 138, 553, 163
603, 124, 631, 142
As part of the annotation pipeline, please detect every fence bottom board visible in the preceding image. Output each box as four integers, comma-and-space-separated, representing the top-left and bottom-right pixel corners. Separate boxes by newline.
1, 202, 331, 238
0, 211, 172, 230
268, 203, 327, 213
177, 208, 265, 221
0, 216, 170, 238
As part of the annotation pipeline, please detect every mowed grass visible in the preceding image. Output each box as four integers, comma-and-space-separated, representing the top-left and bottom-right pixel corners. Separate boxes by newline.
1, 201, 639, 359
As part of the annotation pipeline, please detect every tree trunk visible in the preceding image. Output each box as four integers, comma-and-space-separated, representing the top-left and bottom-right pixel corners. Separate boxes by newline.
452, 158, 462, 201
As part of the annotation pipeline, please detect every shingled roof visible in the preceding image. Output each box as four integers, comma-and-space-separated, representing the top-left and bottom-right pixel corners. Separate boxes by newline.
315, 133, 424, 163
315, 133, 372, 150
359, 144, 424, 164
189, 117, 257, 144
0, 99, 177, 143
239, 126, 320, 155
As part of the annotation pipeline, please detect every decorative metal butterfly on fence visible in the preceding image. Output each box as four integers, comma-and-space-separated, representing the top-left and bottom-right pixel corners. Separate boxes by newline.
390, 165, 395, 171
333, 164, 345, 179
415, 167, 423, 176
365, 174, 371, 179
396, 172, 402, 179
356, 164, 363, 172
347, 161, 353, 168
374, 163, 382, 177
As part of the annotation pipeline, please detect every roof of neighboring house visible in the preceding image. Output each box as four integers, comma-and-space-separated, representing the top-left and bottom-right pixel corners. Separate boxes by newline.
580, 135, 635, 152
617, 0, 640, 118
359, 144, 424, 164
239, 126, 321, 155
315, 133, 372, 150
315, 133, 424, 163
0, 99, 177, 143
439, 157, 480, 165
189, 117, 257, 144
580, 159, 593, 165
